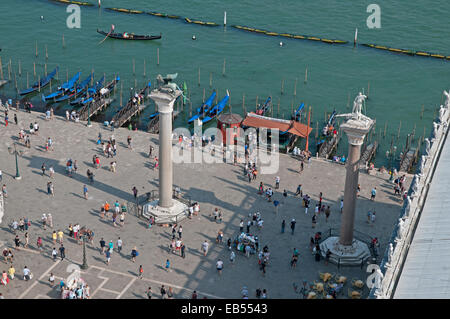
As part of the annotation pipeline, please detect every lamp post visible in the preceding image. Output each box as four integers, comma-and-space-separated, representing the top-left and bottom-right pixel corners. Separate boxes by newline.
87, 102, 92, 127
7, 143, 23, 180
80, 233, 88, 270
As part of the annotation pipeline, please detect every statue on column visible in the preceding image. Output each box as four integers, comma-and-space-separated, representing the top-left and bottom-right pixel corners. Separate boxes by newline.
444, 90, 450, 107
352, 92, 368, 120
387, 243, 394, 265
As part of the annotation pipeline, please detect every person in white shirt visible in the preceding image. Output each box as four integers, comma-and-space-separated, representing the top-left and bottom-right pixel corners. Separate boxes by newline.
23, 266, 31, 281
201, 240, 209, 256
216, 259, 224, 275
230, 251, 236, 264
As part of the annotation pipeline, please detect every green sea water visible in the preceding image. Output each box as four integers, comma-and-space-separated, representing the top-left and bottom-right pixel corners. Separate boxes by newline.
0, 0, 449, 166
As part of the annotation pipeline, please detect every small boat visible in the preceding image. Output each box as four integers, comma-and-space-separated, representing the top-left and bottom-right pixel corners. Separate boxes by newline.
42, 71, 81, 102
255, 96, 272, 116
293, 102, 305, 121
54, 73, 93, 103
187, 90, 216, 124
280, 102, 304, 136
202, 92, 230, 124
19, 67, 59, 96
97, 29, 161, 41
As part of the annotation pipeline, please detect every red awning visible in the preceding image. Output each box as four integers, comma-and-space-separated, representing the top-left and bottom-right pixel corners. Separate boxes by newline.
242, 113, 312, 138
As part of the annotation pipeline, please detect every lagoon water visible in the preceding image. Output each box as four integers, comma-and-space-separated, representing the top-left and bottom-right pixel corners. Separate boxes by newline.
0, 0, 449, 166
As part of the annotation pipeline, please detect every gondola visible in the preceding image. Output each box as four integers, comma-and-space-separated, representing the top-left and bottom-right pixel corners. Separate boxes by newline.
54, 73, 93, 103
255, 96, 272, 116
97, 29, 161, 41
188, 90, 216, 124
70, 76, 105, 106
42, 71, 81, 102
202, 91, 230, 124
19, 67, 59, 96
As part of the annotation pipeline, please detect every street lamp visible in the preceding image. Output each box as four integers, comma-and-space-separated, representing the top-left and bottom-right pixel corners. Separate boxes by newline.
81, 232, 88, 270
87, 102, 92, 127
7, 143, 24, 180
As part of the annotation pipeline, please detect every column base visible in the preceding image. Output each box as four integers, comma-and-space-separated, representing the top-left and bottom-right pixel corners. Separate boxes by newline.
319, 236, 371, 266
142, 199, 189, 224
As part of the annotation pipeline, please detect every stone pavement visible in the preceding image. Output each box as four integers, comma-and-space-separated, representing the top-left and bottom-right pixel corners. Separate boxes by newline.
0, 109, 410, 299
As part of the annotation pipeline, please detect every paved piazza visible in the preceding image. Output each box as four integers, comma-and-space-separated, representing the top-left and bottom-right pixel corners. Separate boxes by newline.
0, 110, 409, 299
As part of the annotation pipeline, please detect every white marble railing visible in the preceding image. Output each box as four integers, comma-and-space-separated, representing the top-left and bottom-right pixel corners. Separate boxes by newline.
370, 92, 450, 298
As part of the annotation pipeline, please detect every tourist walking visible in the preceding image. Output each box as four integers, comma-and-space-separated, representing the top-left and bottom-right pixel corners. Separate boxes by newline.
58, 229, 64, 244
239, 220, 244, 233
131, 246, 138, 262
181, 243, 186, 258
201, 240, 209, 256
83, 185, 88, 200
99, 238, 106, 254
59, 244, 66, 261
325, 205, 331, 222
117, 237, 123, 253
52, 247, 58, 261
371, 187, 377, 201
165, 259, 170, 272
230, 251, 236, 265
138, 265, 144, 279
290, 219, 296, 235
132, 186, 138, 200
216, 259, 224, 275
281, 220, 285, 233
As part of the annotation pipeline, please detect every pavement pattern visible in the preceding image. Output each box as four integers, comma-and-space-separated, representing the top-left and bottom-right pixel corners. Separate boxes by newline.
0, 109, 410, 299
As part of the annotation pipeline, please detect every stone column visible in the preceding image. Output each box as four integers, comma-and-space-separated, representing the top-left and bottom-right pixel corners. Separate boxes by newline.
149, 88, 181, 208
339, 121, 373, 246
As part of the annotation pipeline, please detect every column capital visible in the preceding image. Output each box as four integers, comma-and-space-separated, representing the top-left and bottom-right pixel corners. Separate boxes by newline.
149, 87, 182, 114
341, 118, 374, 146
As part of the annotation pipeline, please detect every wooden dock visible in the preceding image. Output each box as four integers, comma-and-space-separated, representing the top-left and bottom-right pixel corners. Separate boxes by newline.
78, 77, 120, 121
79, 97, 114, 121
399, 148, 418, 173
360, 141, 378, 168
147, 110, 181, 134
318, 133, 340, 159
112, 86, 149, 128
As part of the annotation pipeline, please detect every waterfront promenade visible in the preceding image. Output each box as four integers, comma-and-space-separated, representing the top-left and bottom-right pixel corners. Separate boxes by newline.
0, 109, 409, 299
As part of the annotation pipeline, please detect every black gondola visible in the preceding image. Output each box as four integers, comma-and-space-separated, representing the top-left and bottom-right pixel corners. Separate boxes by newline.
97, 29, 162, 40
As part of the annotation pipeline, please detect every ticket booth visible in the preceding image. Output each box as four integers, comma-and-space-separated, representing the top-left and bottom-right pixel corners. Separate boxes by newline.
217, 113, 243, 145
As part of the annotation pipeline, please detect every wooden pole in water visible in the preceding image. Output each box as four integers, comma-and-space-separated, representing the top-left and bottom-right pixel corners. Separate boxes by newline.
420, 104, 424, 119
189, 101, 192, 117
222, 59, 226, 76
35, 41, 38, 58
304, 67, 308, 84
384, 121, 387, 138
45, 45, 48, 60
305, 106, 311, 151
315, 121, 318, 138
44, 63, 47, 76
132, 59, 135, 75
367, 81, 370, 98
62, 34, 65, 48
281, 79, 284, 95
143, 59, 146, 77
0, 57, 3, 80
120, 82, 123, 107
242, 93, 245, 114
26, 72, 29, 88
209, 72, 213, 88
198, 68, 200, 86
354, 28, 358, 47
33, 62, 36, 78
255, 96, 258, 110
229, 95, 232, 113
38, 75, 41, 92
277, 98, 280, 117
215, 89, 219, 105
291, 100, 294, 116
49, 79, 52, 93
18, 60, 21, 76
14, 72, 17, 92
412, 123, 416, 141
397, 121, 401, 139
157, 48, 159, 66
8, 59, 11, 81
202, 88, 205, 103
294, 78, 297, 97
